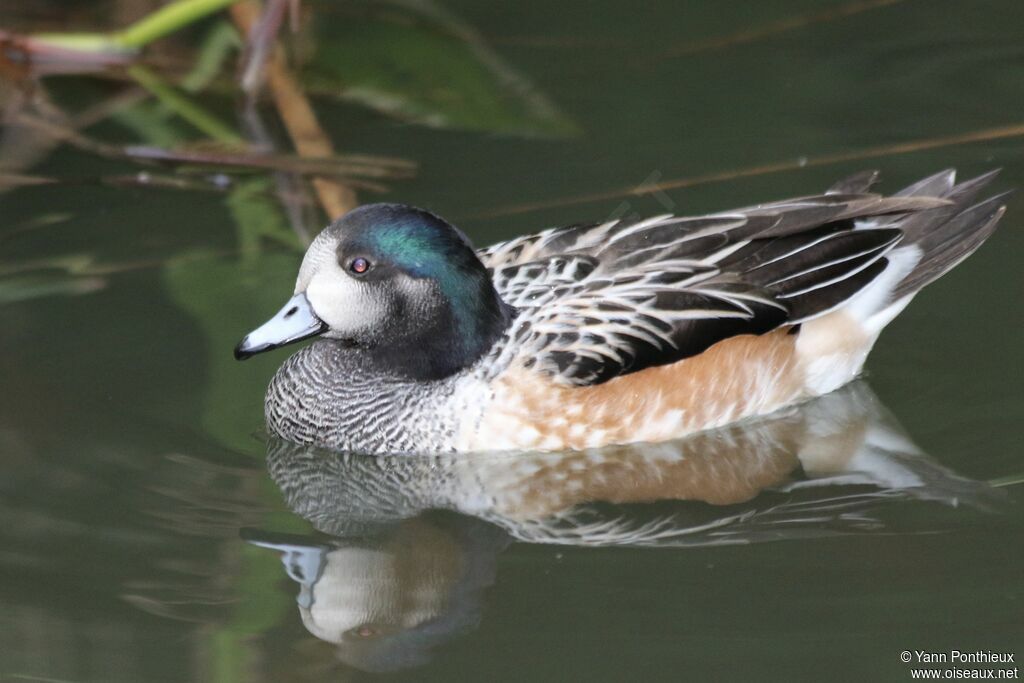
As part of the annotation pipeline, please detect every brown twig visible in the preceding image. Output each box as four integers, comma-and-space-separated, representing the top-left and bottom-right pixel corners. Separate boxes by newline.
237, 0, 289, 93
230, 0, 358, 219
463, 121, 1024, 220
71, 86, 151, 128
651, 0, 907, 62
0, 84, 146, 182
488, 35, 630, 49
10, 111, 412, 179
0, 248, 259, 279
121, 144, 415, 178
0, 173, 57, 188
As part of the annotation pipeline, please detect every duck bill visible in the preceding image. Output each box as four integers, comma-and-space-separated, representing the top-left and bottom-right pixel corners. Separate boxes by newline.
234, 293, 327, 360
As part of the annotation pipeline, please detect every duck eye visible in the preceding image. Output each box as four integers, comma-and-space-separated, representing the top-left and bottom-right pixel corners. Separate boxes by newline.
349, 257, 370, 274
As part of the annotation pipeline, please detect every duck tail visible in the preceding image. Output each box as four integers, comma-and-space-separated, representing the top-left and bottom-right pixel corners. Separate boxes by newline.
890, 169, 1007, 298
847, 168, 1007, 336
793, 169, 1006, 398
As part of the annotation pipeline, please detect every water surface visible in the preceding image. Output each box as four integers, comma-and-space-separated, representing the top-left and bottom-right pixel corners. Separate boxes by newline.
1, 1, 1022, 681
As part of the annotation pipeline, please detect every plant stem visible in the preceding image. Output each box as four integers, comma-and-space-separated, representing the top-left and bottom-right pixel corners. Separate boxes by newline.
29, 0, 243, 55
230, 0, 359, 219
114, 0, 243, 48
127, 65, 243, 143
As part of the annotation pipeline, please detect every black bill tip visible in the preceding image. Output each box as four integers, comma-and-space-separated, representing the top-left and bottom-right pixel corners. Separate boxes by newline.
234, 336, 262, 361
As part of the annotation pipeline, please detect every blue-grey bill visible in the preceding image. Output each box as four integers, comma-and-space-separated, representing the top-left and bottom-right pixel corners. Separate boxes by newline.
234, 292, 327, 360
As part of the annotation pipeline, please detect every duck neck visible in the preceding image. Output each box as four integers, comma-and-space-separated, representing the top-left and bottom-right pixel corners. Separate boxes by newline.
369, 282, 514, 382
266, 340, 465, 454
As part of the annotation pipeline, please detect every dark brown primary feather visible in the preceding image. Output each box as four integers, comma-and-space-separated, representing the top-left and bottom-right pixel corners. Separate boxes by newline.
891, 171, 1007, 299
479, 169, 1005, 386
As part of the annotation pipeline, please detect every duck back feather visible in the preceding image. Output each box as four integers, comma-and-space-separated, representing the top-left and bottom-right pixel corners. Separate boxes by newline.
479, 169, 1005, 388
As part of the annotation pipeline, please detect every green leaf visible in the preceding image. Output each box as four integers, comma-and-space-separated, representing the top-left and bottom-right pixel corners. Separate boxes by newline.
299, 3, 579, 137
225, 178, 306, 259
181, 21, 243, 93
162, 249, 299, 451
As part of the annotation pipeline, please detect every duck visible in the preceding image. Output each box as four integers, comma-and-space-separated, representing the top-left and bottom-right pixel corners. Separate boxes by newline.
234, 169, 1006, 455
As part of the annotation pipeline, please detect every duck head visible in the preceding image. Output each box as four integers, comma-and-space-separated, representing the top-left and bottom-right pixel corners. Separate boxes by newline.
234, 203, 512, 380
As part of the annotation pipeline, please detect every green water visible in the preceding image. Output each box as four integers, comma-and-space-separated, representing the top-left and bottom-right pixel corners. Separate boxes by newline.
1, 1, 1022, 681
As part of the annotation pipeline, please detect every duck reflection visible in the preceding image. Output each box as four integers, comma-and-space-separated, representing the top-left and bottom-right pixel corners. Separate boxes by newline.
244, 517, 506, 672
247, 382, 999, 671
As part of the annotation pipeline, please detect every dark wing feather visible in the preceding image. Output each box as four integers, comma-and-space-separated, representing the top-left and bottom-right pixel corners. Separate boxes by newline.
496, 259, 788, 385
481, 170, 1002, 387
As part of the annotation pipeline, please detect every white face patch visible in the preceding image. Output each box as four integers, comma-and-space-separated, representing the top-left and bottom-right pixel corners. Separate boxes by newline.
306, 265, 388, 338
294, 229, 446, 340
294, 231, 336, 294
292, 231, 385, 338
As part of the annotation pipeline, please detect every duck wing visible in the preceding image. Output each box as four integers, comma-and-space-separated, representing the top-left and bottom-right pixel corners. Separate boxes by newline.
481, 173, 958, 387
477, 185, 939, 270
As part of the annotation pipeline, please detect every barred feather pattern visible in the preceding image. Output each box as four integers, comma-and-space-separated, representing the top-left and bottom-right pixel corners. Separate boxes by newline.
477, 190, 953, 386
266, 340, 476, 454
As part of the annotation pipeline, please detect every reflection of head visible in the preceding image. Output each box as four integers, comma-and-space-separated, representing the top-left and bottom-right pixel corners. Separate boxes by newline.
247, 516, 506, 673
